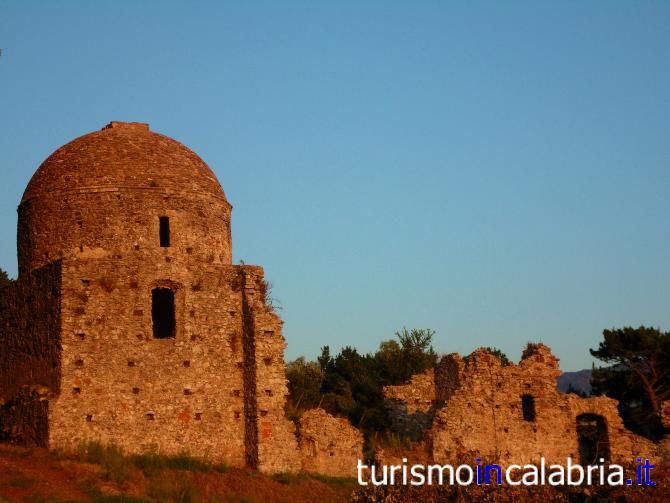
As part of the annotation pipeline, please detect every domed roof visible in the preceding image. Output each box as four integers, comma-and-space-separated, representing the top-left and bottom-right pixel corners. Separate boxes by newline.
22, 121, 228, 204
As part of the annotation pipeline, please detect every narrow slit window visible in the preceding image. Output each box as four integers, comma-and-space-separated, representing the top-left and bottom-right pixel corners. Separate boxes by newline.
152, 288, 176, 339
159, 216, 171, 247
521, 394, 536, 422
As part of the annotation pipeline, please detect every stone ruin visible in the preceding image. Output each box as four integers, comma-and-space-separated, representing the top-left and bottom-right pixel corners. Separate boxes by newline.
298, 408, 364, 477
0, 122, 361, 475
0, 122, 666, 479
382, 343, 667, 466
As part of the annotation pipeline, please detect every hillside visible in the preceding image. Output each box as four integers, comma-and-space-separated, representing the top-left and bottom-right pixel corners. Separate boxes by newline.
556, 369, 592, 394
1, 442, 667, 503
0, 443, 354, 503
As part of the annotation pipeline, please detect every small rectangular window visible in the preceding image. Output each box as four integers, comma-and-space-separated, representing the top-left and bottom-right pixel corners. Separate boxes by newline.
159, 216, 171, 247
521, 394, 536, 422
152, 288, 176, 339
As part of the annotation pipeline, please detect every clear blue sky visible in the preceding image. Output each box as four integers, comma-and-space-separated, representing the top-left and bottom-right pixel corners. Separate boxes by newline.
1, 2, 668, 371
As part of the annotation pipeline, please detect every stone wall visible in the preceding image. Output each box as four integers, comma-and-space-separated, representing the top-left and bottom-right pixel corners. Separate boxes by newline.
50, 258, 246, 465
661, 402, 670, 460
384, 369, 437, 441
661, 401, 670, 430
429, 345, 659, 465
45, 257, 298, 473
18, 123, 232, 277
11, 122, 664, 477
298, 408, 363, 477
376, 442, 432, 468
3, 121, 301, 474
241, 267, 301, 473
0, 263, 62, 446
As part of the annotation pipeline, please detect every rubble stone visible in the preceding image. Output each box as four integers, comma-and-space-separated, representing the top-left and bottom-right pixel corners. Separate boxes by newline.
385, 345, 663, 465
0, 122, 299, 473
298, 408, 363, 477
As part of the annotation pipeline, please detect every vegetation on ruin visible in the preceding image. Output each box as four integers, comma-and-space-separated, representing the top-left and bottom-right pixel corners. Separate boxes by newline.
287, 328, 436, 434
286, 328, 438, 460
481, 347, 511, 366
0, 268, 13, 311
286, 328, 513, 447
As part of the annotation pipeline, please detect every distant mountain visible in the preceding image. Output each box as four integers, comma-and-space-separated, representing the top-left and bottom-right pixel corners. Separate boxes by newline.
557, 369, 592, 394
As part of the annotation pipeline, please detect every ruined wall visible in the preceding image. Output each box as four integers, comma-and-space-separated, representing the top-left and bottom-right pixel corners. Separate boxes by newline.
661, 402, 670, 461
50, 258, 248, 465
45, 257, 299, 472
661, 401, 670, 430
298, 408, 363, 477
430, 345, 659, 465
0, 263, 62, 446
3, 121, 307, 473
384, 369, 437, 441
241, 268, 301, 473
376, 442, 432, 468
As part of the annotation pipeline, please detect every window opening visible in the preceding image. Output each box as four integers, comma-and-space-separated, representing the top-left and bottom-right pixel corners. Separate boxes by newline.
152, 288, 176, 339
577, 414, 610, 464
159, 216, 171, 247
521, 394, 536, 422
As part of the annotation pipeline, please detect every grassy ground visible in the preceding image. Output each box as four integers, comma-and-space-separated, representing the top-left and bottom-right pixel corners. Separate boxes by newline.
0, 443, 356, 503
1, 443, 665, 502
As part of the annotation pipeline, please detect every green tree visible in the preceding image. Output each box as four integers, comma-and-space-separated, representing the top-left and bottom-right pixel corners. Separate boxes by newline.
590, 326, 670, 439
392, 328, 437, 383
288, 329, 439, 435
317, 345, 387, 430
0, 268, 14, 311
286, 329, 440, 462
317, 345, 332, 371
285, 356, 324, 419
0, 269, 11, 286
481, 347, 511, 366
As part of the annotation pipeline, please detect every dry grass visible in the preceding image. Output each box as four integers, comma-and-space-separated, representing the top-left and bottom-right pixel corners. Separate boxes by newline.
3, 442, 665, 502
0, 443, 354, 503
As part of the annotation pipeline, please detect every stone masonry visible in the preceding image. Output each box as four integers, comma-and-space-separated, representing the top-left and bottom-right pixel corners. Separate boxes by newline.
384, 344, 664, 466
384, 369, 437, 441
298, 408, 363, 477
2, 121, 664, 478
0, 122, 300, 473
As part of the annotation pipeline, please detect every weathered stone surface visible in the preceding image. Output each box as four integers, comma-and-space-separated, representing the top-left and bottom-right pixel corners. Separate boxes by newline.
298, 408, 363, 477
428, 345, 659, 465
382, 344, 664, 466
661, 401, 670, 429
376, 442, 432, 468
1, 122, 298, 473
0, 263, 62, 446
384, 370, 437, 441
3, 121, 665, 475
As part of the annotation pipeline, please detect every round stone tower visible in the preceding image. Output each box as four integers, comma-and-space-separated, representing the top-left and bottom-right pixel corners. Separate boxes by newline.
18, 121, 232, 276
